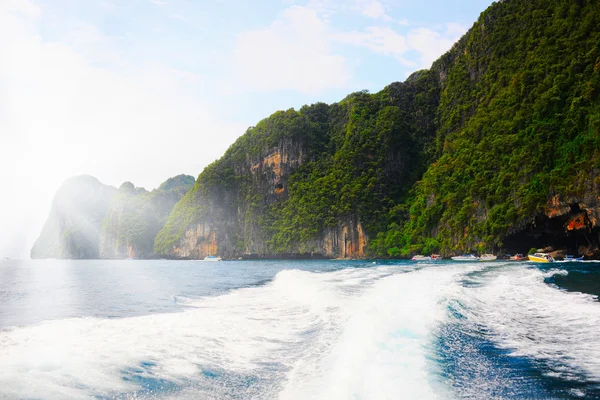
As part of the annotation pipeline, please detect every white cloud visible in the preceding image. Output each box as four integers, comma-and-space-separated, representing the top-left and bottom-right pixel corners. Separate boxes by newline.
295, 0, 467, 69
360, 1, 391, 21
446, 22, 468, 37
230, 6, 350, 94
334, 26, 407, 56
1, 0, 40, 19
303, 0, 396, 22
406, 23, 467, 67
334, 22, 467, 69
0, 4, 245, 257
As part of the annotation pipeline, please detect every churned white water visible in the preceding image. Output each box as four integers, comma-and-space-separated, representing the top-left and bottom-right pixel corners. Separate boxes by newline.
1, 260, 599, 399
455, 264, 600, 382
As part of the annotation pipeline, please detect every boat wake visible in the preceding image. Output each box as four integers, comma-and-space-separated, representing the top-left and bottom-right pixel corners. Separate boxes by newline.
1, 263, 599, 399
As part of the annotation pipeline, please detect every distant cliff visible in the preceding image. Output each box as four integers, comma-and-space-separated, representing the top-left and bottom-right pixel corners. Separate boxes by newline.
99, 175, 194, 259
31, 176, 117, 259
155, 0, 600, 259
31, 175, 194, 259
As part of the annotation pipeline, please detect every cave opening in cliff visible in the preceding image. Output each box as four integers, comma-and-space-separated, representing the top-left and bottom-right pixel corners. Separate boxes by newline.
274, 183, 285, 194
503, 204, 600, 257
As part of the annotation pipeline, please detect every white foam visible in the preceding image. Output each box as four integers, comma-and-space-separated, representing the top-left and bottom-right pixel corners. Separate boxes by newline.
6, 262, 593, 399
0, 265, 458, 399
278, 266, 466, 400
455, 264, 600, 381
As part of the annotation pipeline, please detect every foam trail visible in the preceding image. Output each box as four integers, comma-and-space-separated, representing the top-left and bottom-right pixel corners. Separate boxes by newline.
456, 264, 600, 383
2, 265, 455, 399
9, 262, 595, 400
279, 266, 466, 400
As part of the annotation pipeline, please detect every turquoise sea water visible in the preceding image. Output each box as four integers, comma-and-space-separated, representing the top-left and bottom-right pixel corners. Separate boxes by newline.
1, 259, 599, 399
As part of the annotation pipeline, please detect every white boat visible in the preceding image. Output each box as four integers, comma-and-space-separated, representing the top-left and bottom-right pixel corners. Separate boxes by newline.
564, 255, 584, 262
480, 254, 497, 261
528, 253, 554, 263
451, 254, 480, 261
431, 254, 442, 261
203, 255, 222, 262
411, 255, 431, 261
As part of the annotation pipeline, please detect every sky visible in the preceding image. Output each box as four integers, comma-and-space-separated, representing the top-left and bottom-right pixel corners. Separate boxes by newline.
0, 0, 493, 258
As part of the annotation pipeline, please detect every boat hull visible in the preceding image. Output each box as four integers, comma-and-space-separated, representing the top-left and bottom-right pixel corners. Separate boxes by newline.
564, 256, 584, 262
451, 256, 481, 261
411, 256, 431, 261
480, 255, 497, 261
528, 254, 554, 263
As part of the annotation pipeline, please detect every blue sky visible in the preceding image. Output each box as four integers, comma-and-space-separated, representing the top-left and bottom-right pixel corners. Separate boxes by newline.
0, 0, 493, 257
35, 0, 493, 121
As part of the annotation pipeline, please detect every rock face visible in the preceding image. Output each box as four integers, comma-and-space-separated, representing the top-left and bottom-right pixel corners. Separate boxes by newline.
99, 176, 194, 259
156, 0, 600, 259
371, 0, 600, 257
157, 137, 322, 259
31, 176, 117, 259
504, 170, 600, 258
155, 69, 439, 259
31, 175, 194, 259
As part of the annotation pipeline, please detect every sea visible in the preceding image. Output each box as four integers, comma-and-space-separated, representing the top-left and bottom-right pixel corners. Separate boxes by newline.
1, 259, 600, 399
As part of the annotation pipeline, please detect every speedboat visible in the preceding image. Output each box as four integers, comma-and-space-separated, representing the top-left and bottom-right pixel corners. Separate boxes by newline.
203, 255, 222, 262
411, 255, 431, 261
564, 255, 584, 262
528, 253, 555, 263
451, 254, 480, 261
480, 254, 497, 261
431, 254, 442, 261
509, 253, 525, 261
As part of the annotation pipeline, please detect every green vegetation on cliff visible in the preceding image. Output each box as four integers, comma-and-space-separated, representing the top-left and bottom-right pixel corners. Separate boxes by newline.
265, 74, 440, 253
32, 175, 194, 259
155, 0, 600, 258
374, 0, 600, 256
155, 73, 441, 256
100, 175, 194, 258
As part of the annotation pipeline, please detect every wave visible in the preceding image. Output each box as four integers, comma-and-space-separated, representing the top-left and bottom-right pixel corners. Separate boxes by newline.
278, 265, 466, 400
454, 265, 600, 385
0, 265, 453, 399
2, 262, 599, 399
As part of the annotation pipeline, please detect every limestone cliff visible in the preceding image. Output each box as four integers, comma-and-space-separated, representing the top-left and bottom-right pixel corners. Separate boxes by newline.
372, 0, 600, 257
99, 176, 194, 259
503, 169, 600, 258
31, 175, 194, 259
157, 0, 600, 259
156, 71, 439, 259
31, 176, 117, 259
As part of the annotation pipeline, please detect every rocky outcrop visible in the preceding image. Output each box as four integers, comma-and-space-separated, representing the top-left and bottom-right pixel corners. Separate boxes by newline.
31, 176, 117, 259
158, 137, 318, 259
155, 73, 439, 259
503, 171, 600, 258
322, 220, 368, 258
99, 176, 194, 259
171, 217, 368, 260
32, 175, 194, 259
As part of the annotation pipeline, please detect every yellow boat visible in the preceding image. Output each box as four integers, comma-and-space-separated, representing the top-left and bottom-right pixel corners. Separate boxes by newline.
528, 253, 555, 263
